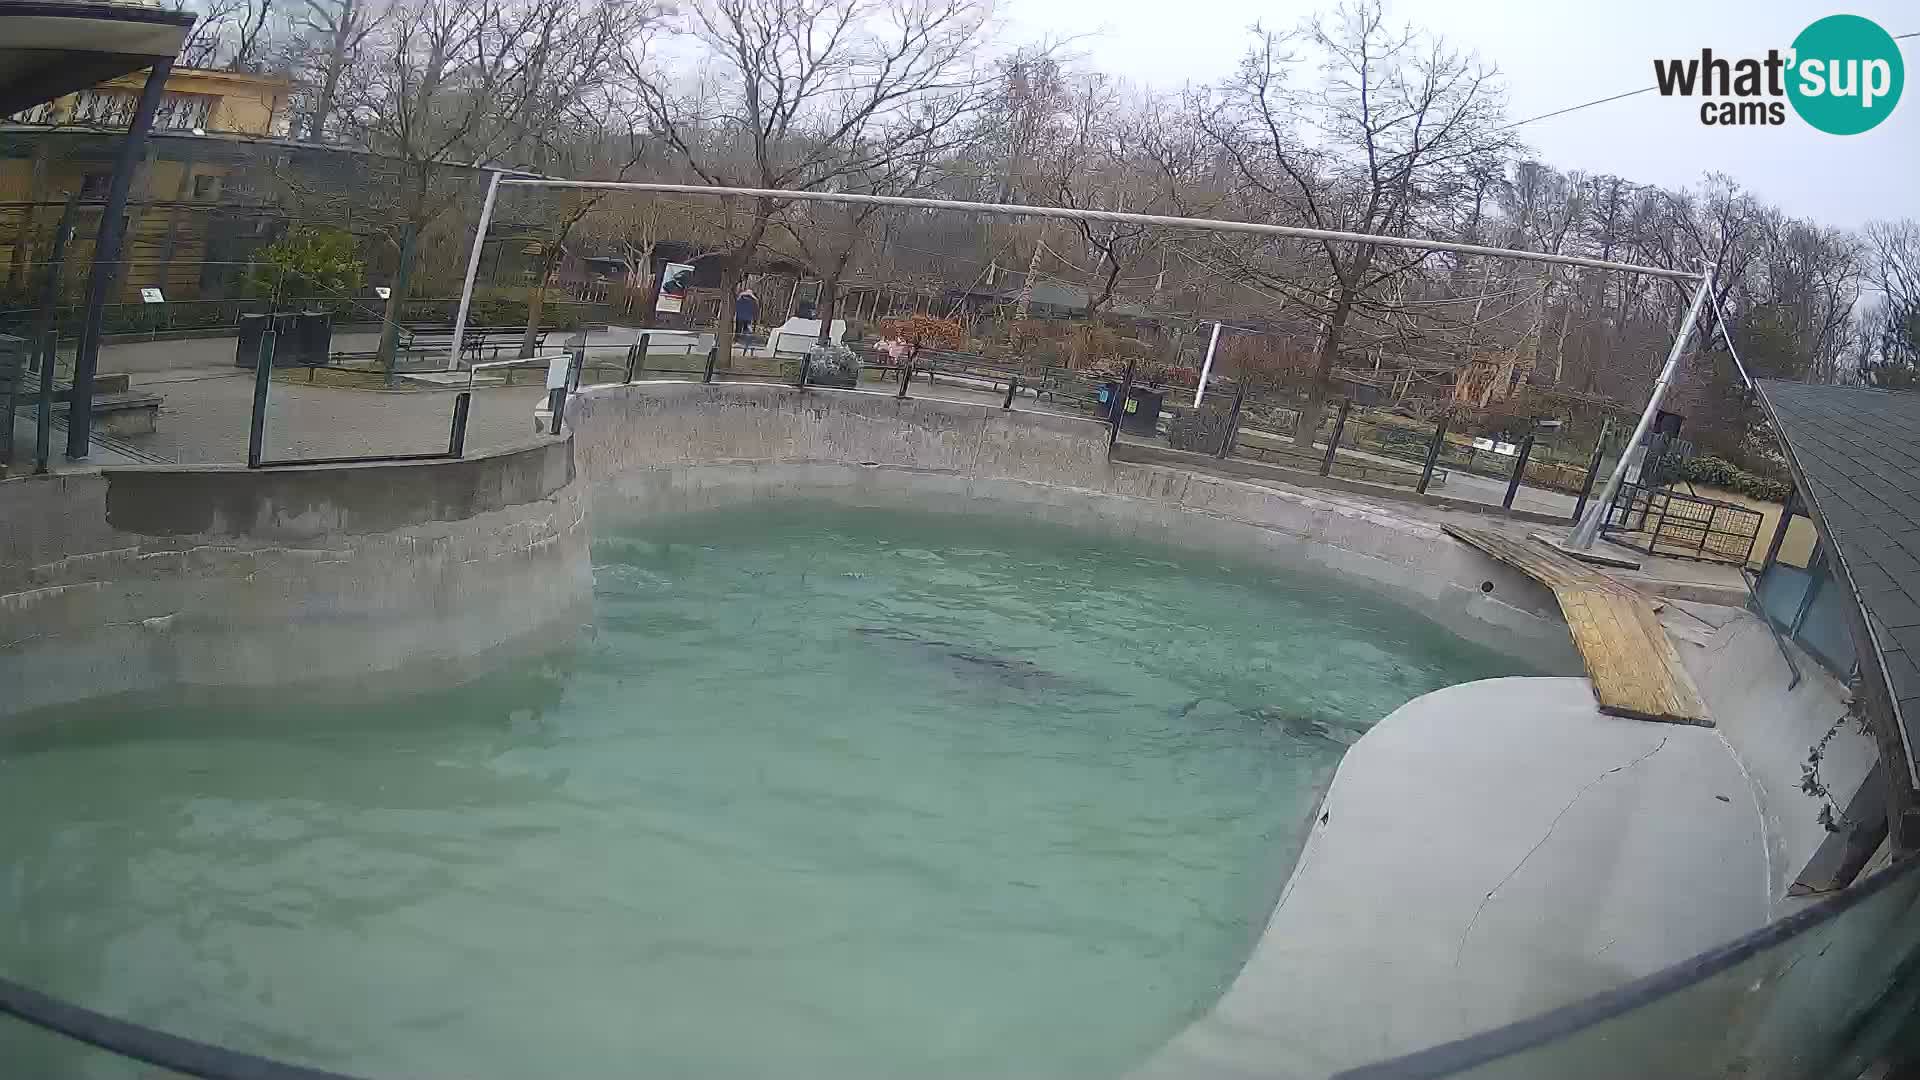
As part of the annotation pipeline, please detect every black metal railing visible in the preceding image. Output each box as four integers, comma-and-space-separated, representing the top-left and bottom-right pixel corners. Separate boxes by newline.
243, 331, 478, 468
1603, 481, 1764, 565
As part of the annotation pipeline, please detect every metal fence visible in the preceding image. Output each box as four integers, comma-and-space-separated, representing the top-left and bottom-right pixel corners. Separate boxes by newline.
1602, 481, 1764, 566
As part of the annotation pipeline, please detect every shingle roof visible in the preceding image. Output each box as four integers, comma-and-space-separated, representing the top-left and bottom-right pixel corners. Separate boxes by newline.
1756, 380, 1920, 785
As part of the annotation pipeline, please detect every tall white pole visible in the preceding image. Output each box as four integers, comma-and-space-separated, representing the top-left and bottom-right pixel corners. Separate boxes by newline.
447, 170, 504, 371
1193, 321, 1223, 408
1566, 268, 1715, 549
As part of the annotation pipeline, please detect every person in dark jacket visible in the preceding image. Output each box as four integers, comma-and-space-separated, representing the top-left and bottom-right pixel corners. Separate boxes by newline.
734, 287, 758, 342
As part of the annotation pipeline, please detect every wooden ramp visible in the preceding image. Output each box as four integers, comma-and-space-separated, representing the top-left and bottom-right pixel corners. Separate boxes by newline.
1443, 525, 1711, 727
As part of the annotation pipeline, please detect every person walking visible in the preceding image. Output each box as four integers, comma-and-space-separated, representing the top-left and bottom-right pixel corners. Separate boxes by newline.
734, 286, 759, 344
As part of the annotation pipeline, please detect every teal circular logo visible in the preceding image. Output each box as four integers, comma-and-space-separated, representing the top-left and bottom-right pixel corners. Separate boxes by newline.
1788, 15, 1903, 135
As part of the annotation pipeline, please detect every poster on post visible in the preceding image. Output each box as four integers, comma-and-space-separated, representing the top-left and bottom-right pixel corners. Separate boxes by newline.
657, 262, 695, 314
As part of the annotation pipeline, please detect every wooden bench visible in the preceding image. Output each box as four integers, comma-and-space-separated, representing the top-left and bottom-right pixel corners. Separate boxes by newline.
49, 374, 163, 437
1442, 524, 1710, 726
331, 326, 564, 366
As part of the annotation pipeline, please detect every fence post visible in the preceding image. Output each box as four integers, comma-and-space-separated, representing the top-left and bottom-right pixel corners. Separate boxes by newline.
1002, 375, 1019, 410
796, 348, 812, 389
246, 331, 275, 468
448, 391, 472, 457
896, 356, 913, 399
1571, 418, 1612, 523
1320, 398, 1351, 477
1216, 382, 1247, 459
1417, 412, 1450, 495
1502, 433, 1536, 510
1108, 357, 1138, 448
703, 346, 717, 383
31, 192, 80, 474
625, 333, 649, 383
33, 329, 57, 474
1649, 492, 1673, 553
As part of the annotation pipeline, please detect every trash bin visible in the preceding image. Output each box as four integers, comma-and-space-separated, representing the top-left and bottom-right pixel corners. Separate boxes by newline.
1097, 381, 1164, 435
1123, 386, 1165, 435
294, 310, 333, 367
234, 313, 302, 367
235, 313, 265, 368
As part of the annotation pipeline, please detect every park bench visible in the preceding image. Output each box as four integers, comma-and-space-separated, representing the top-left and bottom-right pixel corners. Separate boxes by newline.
47, 373, 163, 437
330, 325, 565, 366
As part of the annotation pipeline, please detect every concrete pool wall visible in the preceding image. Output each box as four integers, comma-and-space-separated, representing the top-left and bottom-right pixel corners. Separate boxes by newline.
0, 378, 1577, 715
0, 438, 589, 720
570, 380, 1583, 674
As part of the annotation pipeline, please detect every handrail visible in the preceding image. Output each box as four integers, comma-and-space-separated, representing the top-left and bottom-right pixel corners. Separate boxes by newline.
465, 353, 568, 391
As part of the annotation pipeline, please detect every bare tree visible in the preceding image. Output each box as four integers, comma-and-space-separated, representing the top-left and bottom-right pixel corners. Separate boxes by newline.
288, 0, 386, 140
1200, 1, 1513, 444
318, 0, 653, 379
624, 0, 994, 366
172, 0, 284, 69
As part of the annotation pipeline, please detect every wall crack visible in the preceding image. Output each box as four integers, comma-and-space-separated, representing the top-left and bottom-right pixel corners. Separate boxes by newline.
1453, 735, 1670, 965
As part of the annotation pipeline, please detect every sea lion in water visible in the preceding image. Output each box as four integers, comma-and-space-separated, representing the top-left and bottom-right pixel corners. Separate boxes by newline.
853, 627, 1074, 690
1238, 705, 1367, 745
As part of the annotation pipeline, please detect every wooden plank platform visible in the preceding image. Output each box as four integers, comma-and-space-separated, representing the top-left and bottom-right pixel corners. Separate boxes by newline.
1443, 524, 1711, 727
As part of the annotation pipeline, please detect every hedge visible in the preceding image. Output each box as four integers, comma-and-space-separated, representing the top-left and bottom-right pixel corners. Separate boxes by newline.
1669, 455, 1793, 503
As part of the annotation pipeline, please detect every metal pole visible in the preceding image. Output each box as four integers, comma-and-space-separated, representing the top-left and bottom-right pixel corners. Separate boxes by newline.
498, 179, 1703, 282
448, 391, 471, 456
1567, 269, 1714, 548
1417, 413, 1451, 495
1216, 382, 1247, 459
896, 356, 913, 399
1761, 488, 1797, 570
1002, 376, 1019, 410
1503, 433, 1536, 510
796, 349, 811, 388
1320, 398, 1351, 477
703, 346, 718, 383
246, 331, 275, 468
1570, 418, 1612, 524
1193, 321, 1223, 408
447, 169, 503, 372
69, 59, 172, 460
1109, 357, 1138, 448
625, 332, 649, 383
34, 329, 58, 474
32, 192, 80, 474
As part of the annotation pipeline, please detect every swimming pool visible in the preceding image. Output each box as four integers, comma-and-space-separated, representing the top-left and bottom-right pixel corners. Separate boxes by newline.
0, 503, 1527, 1078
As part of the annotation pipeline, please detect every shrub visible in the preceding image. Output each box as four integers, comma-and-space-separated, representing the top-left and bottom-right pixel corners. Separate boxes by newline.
1669, 455, 1793, 503
878, 314, 964, 360
801, 343, 861, 387
243, 227, 365, 300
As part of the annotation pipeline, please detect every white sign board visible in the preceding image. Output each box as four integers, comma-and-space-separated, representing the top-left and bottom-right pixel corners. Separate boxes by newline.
656, 262, 694, 314
1472, 437, 1495, 452
545, 354, 572, 390
374, 286, 392, 300
139, 287, 165, 304
1494, 441, 1519, 456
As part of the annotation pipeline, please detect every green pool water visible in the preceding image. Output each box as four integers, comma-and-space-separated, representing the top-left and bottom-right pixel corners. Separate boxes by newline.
0, 504, 1525, 1079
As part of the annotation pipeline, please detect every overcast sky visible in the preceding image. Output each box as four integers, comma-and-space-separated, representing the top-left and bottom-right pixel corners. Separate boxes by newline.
1005, 0, 1918, 231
